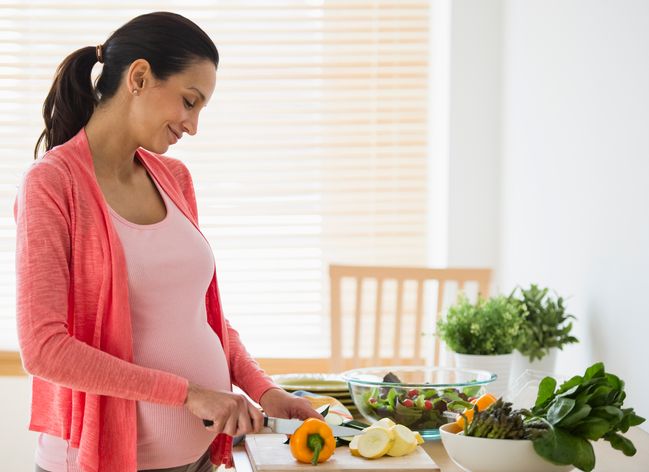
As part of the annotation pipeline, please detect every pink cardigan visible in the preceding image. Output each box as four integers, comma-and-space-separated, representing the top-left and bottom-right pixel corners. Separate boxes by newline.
15, 129, 276, 472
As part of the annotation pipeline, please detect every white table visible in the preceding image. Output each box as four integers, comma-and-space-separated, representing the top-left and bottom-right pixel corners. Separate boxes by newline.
231, 427, 649, 472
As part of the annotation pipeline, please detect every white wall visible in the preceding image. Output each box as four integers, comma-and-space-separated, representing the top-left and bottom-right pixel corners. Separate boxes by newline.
501, 0, 649, 425
446, 0, 504, 272
0, 377, 37, 470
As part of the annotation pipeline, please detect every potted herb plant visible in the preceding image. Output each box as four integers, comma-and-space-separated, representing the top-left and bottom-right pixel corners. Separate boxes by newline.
436, 295, 523, 396
510, 284, 579, 378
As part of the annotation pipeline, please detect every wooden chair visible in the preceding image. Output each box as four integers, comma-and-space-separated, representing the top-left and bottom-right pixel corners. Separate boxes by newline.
329, 264, 491, 373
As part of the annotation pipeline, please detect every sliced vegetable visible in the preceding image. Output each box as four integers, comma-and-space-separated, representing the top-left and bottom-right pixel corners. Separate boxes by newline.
353, 423, 422, 459
387, 424, 418, 457
348, 435, 361, 457
374, 418, 396, 428
357, 427, 394, 459
365, 424, 395, 440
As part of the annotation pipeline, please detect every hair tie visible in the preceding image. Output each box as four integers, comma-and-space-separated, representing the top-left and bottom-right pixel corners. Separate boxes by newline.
96, 44, 104, 64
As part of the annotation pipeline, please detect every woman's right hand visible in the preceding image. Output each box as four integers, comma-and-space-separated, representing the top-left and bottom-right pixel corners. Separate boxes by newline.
184, 382, 265, 437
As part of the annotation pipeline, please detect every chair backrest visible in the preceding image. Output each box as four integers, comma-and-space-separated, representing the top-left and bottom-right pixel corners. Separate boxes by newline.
329, 264, 491, 373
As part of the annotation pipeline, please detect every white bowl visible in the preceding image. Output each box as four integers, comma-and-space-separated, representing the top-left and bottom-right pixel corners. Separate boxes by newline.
439, 423, 574, 472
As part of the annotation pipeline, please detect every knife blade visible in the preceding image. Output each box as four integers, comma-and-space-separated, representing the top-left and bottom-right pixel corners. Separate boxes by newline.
202, 416, 362, 437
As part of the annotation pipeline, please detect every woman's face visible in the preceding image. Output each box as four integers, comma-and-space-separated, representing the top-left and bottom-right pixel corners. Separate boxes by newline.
131, 59, 216, 154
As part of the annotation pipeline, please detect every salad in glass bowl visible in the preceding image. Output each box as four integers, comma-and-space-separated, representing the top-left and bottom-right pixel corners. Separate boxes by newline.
341, 366, 496, 440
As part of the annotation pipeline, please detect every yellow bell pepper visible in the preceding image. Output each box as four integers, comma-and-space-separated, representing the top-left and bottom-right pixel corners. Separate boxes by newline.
289, 418, 336, 465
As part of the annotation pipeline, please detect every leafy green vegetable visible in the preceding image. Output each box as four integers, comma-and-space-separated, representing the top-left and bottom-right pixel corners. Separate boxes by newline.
605, 431, 637, 456
447, 400, 474, 412
533, 427, 595, 472
529, 362, 645, 471
462, 384, 482, 398
535, 377, 557, 407
546, 397, 576, 424
465, 363, 644, 472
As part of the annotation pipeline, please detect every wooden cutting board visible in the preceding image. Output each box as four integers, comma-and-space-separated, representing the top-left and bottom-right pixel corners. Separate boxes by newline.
245, 434, 440, 471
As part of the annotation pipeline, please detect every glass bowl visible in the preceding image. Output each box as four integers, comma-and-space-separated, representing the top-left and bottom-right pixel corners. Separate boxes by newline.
341, 365, 496, 440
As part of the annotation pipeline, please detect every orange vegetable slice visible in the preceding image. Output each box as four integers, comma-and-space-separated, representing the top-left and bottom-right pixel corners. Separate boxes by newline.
454, 393, 497, 429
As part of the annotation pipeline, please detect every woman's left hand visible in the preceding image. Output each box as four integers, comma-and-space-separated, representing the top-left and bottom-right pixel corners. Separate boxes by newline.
259, 388, 325, 421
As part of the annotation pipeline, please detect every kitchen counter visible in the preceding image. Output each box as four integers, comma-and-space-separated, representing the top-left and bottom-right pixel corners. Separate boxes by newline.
231, 426, 649, 471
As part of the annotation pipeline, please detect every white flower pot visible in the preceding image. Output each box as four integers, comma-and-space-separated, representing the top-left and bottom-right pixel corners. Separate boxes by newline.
510, 348, 558, 384
454, 352, 513, 397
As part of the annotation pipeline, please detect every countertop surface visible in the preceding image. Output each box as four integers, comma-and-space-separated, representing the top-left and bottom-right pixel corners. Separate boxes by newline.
232, 426, 649, 472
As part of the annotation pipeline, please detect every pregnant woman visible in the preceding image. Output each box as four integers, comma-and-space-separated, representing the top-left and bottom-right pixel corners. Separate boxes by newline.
15, 11, 320, 472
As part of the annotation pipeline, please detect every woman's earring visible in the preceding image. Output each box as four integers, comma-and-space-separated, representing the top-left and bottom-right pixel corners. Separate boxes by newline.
132, 88, 139, 95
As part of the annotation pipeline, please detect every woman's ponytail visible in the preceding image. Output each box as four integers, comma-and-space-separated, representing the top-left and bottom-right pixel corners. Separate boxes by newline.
34, 46, 98, 159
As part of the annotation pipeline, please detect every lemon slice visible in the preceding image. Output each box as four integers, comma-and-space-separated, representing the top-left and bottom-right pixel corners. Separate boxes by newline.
357, 427, 394, 459
386, 424, 418, 457
349, 435, 361, 457
414, 431, 425, 445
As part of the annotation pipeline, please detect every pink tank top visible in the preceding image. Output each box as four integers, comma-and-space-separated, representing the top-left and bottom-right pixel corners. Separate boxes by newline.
36, 174, 231, 471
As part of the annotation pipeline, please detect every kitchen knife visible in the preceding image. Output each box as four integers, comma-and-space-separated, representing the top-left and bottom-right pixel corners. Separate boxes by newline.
202, 416, 362, 437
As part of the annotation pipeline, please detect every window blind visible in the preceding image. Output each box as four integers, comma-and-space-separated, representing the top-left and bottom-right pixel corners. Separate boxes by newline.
0, 0, 430, 357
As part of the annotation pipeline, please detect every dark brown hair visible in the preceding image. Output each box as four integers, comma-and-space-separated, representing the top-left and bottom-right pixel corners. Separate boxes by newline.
34, 11, 218, 159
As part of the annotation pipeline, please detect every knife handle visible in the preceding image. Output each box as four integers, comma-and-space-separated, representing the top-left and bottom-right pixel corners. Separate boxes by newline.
202, 416, 270, 428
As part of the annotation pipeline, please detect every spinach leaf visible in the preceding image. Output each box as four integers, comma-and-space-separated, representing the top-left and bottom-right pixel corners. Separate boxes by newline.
604, 373, 622, 391
571, 434, 596, 472
530, 362, 645, 471
546, 397, 576, 425
535, 377, 557, 407
619, 409, 646, 431
572, 417, 611, 441
583, 362, 605, 381
558, 404, 591, 428
605, 432, 637, 456
533, 428, 576, 465
591, 406, 623, 424
533, 428, 595, 472
556, 385, 580, 399
555, 375, 583, 395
